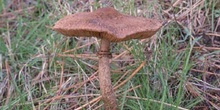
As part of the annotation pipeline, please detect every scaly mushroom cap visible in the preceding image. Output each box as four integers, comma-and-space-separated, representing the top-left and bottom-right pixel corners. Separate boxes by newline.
53, 7, 162, 42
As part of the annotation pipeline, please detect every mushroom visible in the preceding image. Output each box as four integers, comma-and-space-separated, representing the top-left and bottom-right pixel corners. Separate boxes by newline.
53, 7, 162, 110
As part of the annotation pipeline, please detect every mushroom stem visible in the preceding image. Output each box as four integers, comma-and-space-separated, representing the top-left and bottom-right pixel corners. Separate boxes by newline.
98, 39, 117, 110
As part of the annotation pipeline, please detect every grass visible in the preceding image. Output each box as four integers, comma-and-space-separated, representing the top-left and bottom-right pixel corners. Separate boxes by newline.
0, 0, 220, 110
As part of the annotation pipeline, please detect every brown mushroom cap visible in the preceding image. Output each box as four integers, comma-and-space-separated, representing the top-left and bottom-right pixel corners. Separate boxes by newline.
53, 7, 162, 42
